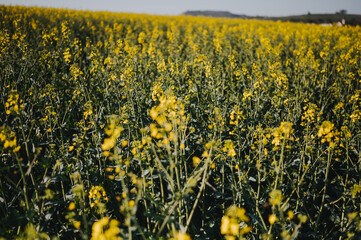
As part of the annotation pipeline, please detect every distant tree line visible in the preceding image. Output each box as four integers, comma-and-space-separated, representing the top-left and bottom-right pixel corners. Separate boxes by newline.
183, 9, 361, 26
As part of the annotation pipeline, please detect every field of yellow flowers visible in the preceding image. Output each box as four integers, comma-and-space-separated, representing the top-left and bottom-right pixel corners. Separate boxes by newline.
0, 5, 361, 239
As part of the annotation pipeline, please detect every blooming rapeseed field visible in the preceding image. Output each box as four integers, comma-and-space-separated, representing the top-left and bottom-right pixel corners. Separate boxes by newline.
0, 5, 361, 239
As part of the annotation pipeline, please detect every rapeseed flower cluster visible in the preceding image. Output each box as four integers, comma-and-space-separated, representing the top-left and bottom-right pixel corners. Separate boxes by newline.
0, 126, 20, 152
102, 115, 123, 155
221, 205, 251, 239
222, 140, 236, 158
149, 90, 187, 148
5, 92, 24, 115
170, 231, 191, 240
271, 122, 293, 146
89, 186, 109, 209
229, 108, 244, 126
317, 120, 337, 147
269, 189, 283, 206
301, 103, 320, 126
91, 217, 122, 240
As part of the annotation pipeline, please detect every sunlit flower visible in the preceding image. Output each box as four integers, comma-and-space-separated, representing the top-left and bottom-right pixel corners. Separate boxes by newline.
269, 214, 278, 225
269, 189, 283, 206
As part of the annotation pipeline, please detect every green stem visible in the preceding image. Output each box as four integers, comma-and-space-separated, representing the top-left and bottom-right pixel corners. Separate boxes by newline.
15, 153, 29, 210
184, 158, 210, 232
315, 149, 332, 227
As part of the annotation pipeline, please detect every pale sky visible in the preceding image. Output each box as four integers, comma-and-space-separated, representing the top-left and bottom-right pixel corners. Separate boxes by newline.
1, 0, 360, 17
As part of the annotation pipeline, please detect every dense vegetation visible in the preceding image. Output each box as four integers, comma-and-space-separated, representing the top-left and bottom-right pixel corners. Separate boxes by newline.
0, 5, 361, 240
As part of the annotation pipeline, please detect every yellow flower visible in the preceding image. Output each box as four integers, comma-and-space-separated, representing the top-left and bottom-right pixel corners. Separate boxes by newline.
150, 123, 159, 138
240, 225, 252, 235
128, 200, 135, 208
269, 214, 278, 225
223, 140, 236, 157
112, 126, 123, 138
63, 48, 71, 63
269, 189, 283, 206
317, 121, 334, 137
156, 116, 167, 125
68, 202, 76, 211
229, 220, 239, 236
121, 140, 128, 147
225, 236, 235, 240
102, 137, 116, 151
228, 148, 236, 157
164, 122, 172, 132
221, 216, 231, 235
226, 205, 249, 222
169, 132, 176, 141
4, 139, 13, 149
163, 138, 170, 145
150, 107, 158, 119
351, 184, 361, 197
132, 177, 137, 184
192, 156, 201, 166
348, 212, 358, 222
221, 205, 250, 237
202, 151, 209, 158
69, 146, 74, 152
0, 133, 5, 142
297, 214, 307, 224
279, 122, 293, 138
91, 217, 121, 240
287, 210, 294, 220
13, 145, 21, 152
73, 221, 81, 229
89, 186, 108, 209
272, 122, 293, 146
173, 232, 191, 240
